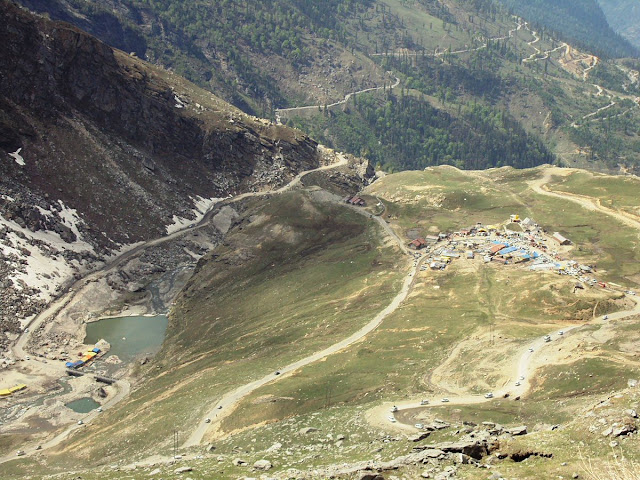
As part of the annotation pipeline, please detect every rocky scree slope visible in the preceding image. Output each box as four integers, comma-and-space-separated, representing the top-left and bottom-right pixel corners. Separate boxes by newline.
0, 0, 323, 350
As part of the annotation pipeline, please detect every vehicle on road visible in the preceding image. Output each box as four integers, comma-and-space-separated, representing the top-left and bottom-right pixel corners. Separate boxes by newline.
420, 399, 429, 405
441, 398, 450, 403
77, 420, 83, 425
415, 423, 424, 429
217, 405, 222, 409
484, 392, 493, 399
519, 376, 525, 381
16, 450, 25, 457
274, 371, 281, 375
205, 418, 211, 423
558, 331, 564, 335
603, 315, 609, 320
528, 348, 534, 352
391, 405, 398, 412
544, 335, 551, 342
388, 416, 396, 423
515, 381, 521, 386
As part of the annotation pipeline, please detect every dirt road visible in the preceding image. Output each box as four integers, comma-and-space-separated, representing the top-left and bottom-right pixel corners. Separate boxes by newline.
370, 167, 640, 431
183, 196, 420, 447
0, 152, 349, 464
372, 297, 640, 432
275, 77, 400, 122
529, 167, 640, 235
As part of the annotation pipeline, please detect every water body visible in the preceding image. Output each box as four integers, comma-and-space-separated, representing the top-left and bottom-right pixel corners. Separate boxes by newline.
65, 397, 100, 414
84, 315, 169, 363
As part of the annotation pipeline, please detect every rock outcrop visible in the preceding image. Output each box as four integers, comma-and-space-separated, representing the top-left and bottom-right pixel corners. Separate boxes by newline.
0, 0, 372, 340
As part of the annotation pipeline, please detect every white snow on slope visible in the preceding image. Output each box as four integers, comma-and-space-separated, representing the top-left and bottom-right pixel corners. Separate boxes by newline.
166, 196, 222, 234
0, 201, 96, 305
8, 148, 25, 166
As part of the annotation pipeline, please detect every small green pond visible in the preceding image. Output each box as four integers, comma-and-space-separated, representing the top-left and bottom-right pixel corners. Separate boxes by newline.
65, 397, 100, 414
84, 314, 168, 363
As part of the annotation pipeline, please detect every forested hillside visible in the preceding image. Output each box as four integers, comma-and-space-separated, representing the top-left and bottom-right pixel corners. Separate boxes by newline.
16, 0, 381, 115
597, 0, 640, 49
11, 0, 640, 174
496, 0, 638, 58
291, 91, 554, 171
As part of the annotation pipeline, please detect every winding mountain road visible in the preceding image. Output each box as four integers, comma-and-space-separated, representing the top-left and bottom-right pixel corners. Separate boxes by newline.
184, 197, 419, 447
377, 169, 640, 431
0, 152, 349, 464
275, 77, 400, 123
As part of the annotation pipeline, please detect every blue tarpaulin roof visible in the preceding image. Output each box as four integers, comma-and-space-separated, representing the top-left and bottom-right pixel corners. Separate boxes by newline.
499, 246, 518, 255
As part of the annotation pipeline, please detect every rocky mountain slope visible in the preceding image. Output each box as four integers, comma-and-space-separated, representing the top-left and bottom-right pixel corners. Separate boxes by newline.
14, 0, 385, 116
0, 0, 332, 349
11, 0, 640, 174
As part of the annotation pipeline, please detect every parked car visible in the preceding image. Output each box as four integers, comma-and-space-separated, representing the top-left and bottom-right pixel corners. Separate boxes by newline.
484, 392, 494, 399
441, 398, 450, 403
415, 423, 424, 429
420, 399, 429, 405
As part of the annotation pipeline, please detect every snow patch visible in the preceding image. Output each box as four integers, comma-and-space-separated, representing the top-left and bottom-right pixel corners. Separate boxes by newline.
0, 205, 96, 305
57, 200, 88, 245
166, 196, 222, 234
8, 148, 25, 166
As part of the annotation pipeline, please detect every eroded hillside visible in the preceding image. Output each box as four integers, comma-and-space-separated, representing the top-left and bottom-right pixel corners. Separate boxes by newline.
0, 0, 330, 348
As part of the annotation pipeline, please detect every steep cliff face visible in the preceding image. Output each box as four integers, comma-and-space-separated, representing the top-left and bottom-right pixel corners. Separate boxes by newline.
0, 0, 325, 344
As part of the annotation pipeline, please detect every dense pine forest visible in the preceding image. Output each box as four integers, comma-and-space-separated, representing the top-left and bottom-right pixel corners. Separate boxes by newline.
291, 92, 555, 171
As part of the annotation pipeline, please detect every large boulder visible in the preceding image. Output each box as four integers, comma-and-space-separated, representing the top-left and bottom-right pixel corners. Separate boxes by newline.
253, 459, 272, 471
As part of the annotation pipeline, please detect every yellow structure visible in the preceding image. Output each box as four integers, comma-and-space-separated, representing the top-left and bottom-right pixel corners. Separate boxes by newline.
0, 384, 27, 396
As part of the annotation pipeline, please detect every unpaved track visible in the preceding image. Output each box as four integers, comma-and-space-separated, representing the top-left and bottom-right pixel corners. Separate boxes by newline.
376, 298, 640, 432
275, 77, 400, 121
529, 167, 640, 235
184, 197, 419, 447
0, 154, 348, 464
375, 168, 640, 431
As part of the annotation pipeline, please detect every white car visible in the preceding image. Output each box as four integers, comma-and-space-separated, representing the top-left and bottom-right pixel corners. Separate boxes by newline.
519, 376, 525, 381
420, 399, 429, 405
388, 416, 396, 423
558, 331, 564, 336
484, 393, 494, 399
441, 398, 450, 403
205, 418, 211, 423
415, 423, 424, 429
528, 348, 534, 352
515, 381, 521, 386
603, 315, 609, 320
391, 405, 398, 412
